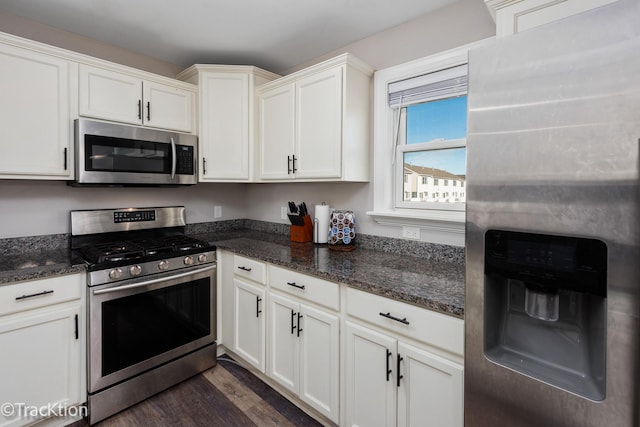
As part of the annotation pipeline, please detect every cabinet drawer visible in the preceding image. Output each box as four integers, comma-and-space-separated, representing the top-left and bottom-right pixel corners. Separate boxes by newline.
0, 273, 83, 316
269, 265, 339, 311
233, 255, 266, 284
346, 287, 463, 357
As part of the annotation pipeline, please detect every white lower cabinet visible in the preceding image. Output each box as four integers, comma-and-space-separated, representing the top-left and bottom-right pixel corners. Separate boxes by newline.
0, 273, 85, 427
233, 278, 266, 372
345, 287, 464, 427
345, 321, 463, 427
223, 255, 463, 427
268, 292, 339, 423
396, 341, 463, 427
345, 321, 396, 427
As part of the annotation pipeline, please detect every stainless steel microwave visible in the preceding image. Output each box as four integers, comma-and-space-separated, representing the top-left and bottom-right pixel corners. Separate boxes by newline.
71, 119, 197, 186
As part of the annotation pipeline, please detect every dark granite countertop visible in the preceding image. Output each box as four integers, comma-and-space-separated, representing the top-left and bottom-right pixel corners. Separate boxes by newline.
194, 230, 465, 318
0, 249, 86, 285
0, 227, 464, 318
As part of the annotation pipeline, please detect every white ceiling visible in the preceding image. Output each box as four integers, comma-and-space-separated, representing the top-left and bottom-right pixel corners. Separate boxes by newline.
0, 0, 458, 73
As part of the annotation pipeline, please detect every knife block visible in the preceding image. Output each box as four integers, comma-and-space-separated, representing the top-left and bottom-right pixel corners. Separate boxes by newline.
290, 215, 313, 243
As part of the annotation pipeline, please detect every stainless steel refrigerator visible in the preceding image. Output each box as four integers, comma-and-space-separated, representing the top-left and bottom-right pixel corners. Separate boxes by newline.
464, 0, 640, 426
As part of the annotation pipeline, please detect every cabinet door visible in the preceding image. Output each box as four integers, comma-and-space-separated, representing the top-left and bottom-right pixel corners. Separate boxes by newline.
233, 279, 266, 372
267, 293, 299, 394
294, 67, 343, 179
258, 84, 295, 180
0, 306, 81, 427
345, 321, 396, 427
199, 73, 249, 180
397, 342, 464, 427
299, 304, 340, 423
143, 80, 194, 133
0, 44, 71, 178
79, 64, 142, 126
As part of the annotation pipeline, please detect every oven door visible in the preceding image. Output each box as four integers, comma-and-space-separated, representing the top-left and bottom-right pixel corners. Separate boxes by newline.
88, 264, 216, 393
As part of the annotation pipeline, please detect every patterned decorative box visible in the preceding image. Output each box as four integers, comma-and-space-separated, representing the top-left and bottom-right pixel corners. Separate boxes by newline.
328, 210, 355, 251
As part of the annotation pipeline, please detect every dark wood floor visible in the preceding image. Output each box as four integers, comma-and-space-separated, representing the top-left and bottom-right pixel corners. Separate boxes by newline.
81, 357, 323, 426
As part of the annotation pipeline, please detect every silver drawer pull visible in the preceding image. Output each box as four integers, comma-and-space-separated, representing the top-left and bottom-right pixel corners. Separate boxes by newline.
16, 289, 54, 301
287, 281, 305, 290
237, 266, 252, 272
379, 312, 410, 325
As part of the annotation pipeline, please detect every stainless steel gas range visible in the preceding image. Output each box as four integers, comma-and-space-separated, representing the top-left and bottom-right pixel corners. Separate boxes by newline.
71, 206, 217, 425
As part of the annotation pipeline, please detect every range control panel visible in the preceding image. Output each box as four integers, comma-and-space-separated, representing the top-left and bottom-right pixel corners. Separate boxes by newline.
114, 210, 156, 223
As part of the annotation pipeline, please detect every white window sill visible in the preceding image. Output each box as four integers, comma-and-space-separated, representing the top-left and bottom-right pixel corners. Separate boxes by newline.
366, 209, 465, 234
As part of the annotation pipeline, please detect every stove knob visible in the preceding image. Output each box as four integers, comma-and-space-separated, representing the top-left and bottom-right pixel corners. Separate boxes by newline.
109, 268, 123, 280
184, 256, 194, 266
158, 260, 169, 271
130, 265, 142, 276
197, 254, 208, 263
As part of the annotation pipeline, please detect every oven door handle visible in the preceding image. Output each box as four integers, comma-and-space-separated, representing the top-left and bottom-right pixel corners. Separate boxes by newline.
92, 264, 216, 295
170, 137, 177, 180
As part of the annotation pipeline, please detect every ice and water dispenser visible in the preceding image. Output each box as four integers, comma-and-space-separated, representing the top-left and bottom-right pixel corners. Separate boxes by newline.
483, 230, 607, 401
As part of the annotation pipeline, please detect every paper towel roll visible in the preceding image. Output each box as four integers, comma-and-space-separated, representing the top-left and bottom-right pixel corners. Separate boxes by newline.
313, 204, 331, 244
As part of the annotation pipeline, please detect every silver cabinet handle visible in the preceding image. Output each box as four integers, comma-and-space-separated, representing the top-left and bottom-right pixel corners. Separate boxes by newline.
16, 289, 54, 301
93, 265, 216, 295
170, 137, 176, 180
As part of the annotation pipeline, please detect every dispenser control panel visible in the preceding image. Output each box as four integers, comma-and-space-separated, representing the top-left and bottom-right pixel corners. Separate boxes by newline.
485, 230, 607, 296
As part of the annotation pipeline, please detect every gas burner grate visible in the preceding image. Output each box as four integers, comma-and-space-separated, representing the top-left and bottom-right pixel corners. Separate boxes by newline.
78, 236, 209, 266
80, 241, 146, 264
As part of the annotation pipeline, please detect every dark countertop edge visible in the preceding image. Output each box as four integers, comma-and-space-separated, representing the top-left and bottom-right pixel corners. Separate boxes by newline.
0, 264, 86, 286
214, 240, 465, 319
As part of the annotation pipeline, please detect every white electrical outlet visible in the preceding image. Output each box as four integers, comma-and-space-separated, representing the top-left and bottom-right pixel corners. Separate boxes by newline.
281, 207, 288, 220
214, 206, 222, 218
402, 226, 420, 239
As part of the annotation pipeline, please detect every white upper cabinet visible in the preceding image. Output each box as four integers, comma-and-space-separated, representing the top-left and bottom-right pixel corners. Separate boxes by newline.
257, 53, 373, 182
294, 67, 343, 179
142, 80, 194, 132
79, 64, 195, 133
485, 0, 619, 37
79, 65, 141, 125
259, 84, 296, 180
178, 65, 279, 181
0, 40, 73, 179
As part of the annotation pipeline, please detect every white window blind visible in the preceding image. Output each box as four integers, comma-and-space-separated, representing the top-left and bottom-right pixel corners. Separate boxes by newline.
388, 63, 468, 109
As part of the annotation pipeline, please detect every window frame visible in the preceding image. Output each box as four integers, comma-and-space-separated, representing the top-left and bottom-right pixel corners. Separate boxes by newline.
367, 40, 489, 246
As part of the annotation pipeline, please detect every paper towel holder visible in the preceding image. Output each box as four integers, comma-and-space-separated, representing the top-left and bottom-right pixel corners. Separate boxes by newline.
314, 202, 330, 244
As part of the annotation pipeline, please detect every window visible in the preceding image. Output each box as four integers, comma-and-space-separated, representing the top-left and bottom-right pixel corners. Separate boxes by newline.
368, 40, 484, 246
392, 64, 467, 210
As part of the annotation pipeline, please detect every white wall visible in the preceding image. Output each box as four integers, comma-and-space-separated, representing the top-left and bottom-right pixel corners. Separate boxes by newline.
0, 181, 247, 238
0, 0, 495, 243
283, 0, 495, 74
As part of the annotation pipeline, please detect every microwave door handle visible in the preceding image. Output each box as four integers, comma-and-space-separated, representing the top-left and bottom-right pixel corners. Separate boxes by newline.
170, 137, 177, 180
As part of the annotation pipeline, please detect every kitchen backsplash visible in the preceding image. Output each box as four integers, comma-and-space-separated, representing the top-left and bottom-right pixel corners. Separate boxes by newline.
0, 219, 464, 263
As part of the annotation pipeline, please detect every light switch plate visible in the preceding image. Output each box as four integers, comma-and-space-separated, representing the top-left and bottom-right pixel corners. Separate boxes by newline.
281, 207, 288, 220
214, 206, 222, 218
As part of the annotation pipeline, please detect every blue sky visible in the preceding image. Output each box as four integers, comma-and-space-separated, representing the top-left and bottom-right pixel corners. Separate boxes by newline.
404, 95, 467, 175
